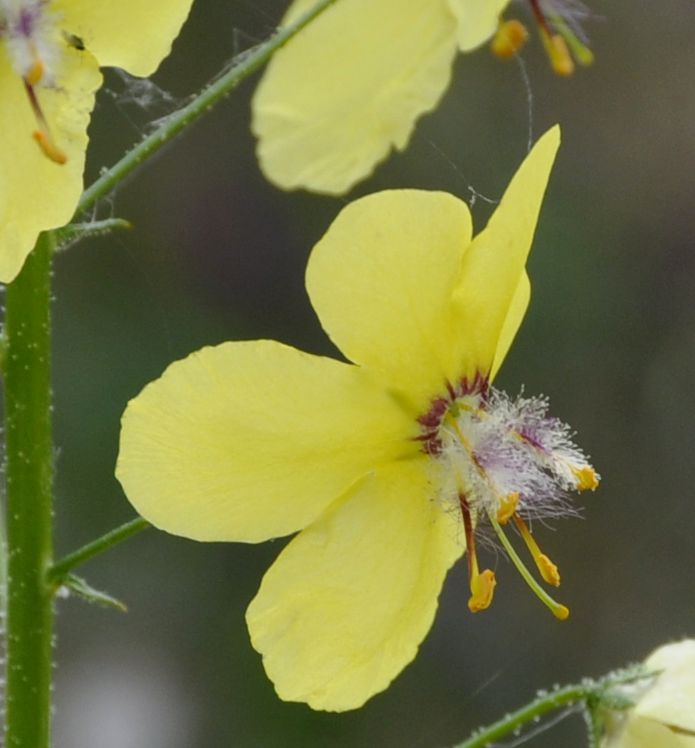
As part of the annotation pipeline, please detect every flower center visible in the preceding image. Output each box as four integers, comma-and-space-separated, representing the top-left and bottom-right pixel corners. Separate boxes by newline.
0, 0, 68, 163
491, 0, 594, 76
417, 376, 599, 619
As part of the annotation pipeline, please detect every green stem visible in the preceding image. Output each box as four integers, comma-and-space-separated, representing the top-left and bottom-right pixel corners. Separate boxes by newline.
4, 233, 55, 748
452, 684, 588, 748
76, 0, 339, 217
47, 518, 150, 586
451, 668, 652, 748
55, 217, 132, 250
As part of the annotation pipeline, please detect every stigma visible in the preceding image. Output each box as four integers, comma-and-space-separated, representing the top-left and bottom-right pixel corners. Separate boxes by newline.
492, 0, 594, 76
419, 377, 598, 619
1, 1, 68, 164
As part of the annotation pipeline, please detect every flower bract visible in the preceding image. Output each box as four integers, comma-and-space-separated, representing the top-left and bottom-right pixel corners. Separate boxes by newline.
602, 640, 695, 748
0, 0, 194, 282
117, 125, 599, 711
252, 0, 511, 195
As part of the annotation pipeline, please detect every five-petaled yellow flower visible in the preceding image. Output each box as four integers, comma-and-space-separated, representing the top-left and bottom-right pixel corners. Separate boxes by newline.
252, 0, 594, 195
0, 0, 194, 282
117, 126, 599, 711
601, 640, 695, 748
252, 0, 512, 195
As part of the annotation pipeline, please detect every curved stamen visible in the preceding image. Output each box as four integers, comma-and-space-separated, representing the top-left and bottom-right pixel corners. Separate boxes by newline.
23, 78, 67, 165
460, 495, 496, 613
513, 513, 561, 587
547, 10, 594, 66
489, 512, 569, 620
526, 0, 593, 75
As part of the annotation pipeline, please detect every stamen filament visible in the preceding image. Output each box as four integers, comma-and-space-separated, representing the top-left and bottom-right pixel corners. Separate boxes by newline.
488, 513, 569, 620
512, 513, 561, 586
26, 58, 44, 87
23, 80, 68, 165
549, 12, 594, 66
32, 131, 67, 165
528, 0, 576, 76
460, 496, 496, 613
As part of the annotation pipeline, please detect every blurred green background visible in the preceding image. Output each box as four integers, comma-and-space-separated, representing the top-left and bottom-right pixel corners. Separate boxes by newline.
48, 1, 695, 745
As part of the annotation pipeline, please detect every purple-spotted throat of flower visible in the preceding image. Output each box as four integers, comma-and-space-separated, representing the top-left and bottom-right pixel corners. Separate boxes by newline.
492, 0, 594, 76
418, 375, 598, 620
1, 1, 69, 163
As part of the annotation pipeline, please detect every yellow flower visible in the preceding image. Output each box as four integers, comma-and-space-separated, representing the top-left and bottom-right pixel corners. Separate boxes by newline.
252, 0, 511, 195
602, 641, 695, 748
0, 0, 194, 282
117, 126, 598, 711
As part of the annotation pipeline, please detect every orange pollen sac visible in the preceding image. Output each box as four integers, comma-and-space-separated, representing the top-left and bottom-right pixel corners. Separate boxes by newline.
541, 30, 574, 76
573, 465, 600, 492
460, 494, 497, 613
527, 0, 595, 76
496, 492, 519, 524
26, 58, 45, 87
536, 553, 561, 587
23, 77, 68, 166
468, 569, 497, 613
32, 130, 67, 165
513, 513, 561, 587
491, 19, 530, 58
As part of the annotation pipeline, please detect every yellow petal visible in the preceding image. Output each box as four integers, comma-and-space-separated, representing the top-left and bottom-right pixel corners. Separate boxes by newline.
246, 460, 463, 711
52, 0, 194, 76
450, 125, 560, 377
0, 44, 101, 282
117, 340, 416, 543
252, 0, 459, 194
605, 717, 695, 748
447, 0, 513, 51
490, 271, 530, 380
635, 641, 695, 734
306, 189, 474, 413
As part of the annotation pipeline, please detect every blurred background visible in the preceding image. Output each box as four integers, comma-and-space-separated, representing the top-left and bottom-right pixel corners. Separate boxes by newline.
48, 1, 695, 745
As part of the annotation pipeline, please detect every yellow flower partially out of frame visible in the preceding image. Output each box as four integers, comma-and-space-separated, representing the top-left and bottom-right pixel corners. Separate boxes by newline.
602, 640, 695, 748
117, 126, 598, 711
0, 0, 194, 282
252, 0, 511, 195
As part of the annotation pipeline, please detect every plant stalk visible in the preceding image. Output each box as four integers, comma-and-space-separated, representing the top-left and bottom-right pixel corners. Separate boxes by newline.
4, 232, 55, 748
48, 517, 150, 586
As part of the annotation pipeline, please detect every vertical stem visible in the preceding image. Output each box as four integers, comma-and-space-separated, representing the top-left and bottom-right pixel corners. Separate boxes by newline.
4, 233, 55, 747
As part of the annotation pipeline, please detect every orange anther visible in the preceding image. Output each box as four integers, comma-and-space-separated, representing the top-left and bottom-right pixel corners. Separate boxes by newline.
491, 19, 529, 58
496, 492, 519, 524
573, 465, 599, 492
26, 59, 44, 86
468, 569, 496, 613
32, 131, 68, 165
513, 513, 562, 587
537, 553, 561, 587
545, 33, 574, 76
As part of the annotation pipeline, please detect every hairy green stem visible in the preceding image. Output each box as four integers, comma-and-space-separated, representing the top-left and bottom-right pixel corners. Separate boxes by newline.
452, 684, 587, 748
4, 233, 55, 748
452, 668, 651, 748
48, 518, 150, 586
76, 0, 339, 217
55, 217, 132, 250
2, 7, 340, 739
